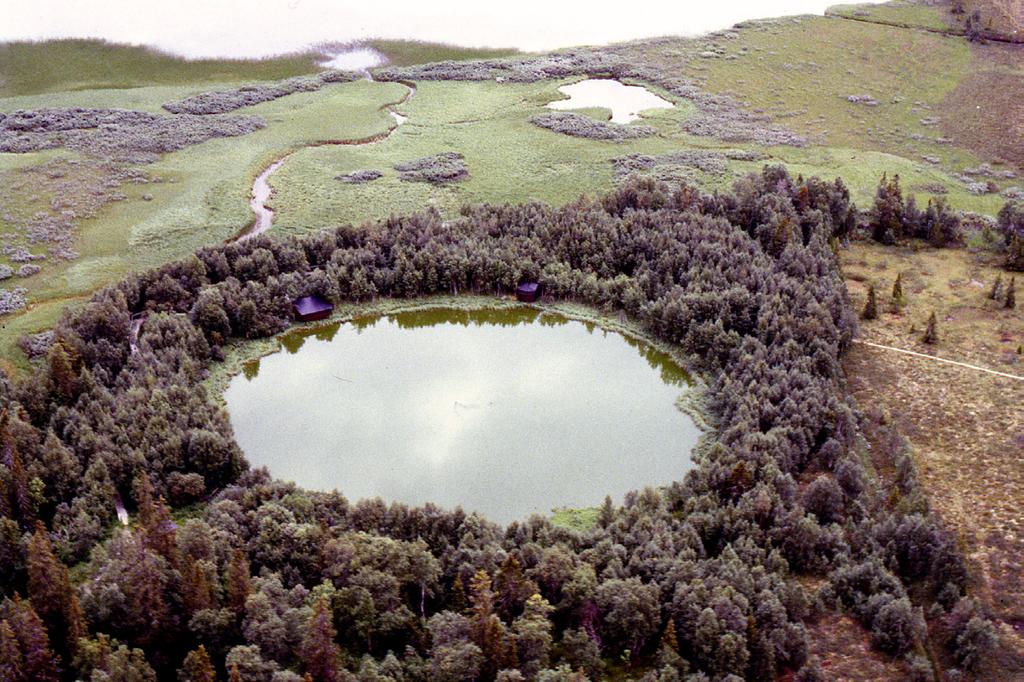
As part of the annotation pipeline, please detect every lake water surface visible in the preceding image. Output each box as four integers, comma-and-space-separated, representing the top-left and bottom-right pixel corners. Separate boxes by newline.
546, 79, 675, 124
224, 307, 699, 523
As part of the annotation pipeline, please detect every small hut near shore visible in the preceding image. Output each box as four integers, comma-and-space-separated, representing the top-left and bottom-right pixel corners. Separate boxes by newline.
293, 295, 334, 322
516, 282, 543, 303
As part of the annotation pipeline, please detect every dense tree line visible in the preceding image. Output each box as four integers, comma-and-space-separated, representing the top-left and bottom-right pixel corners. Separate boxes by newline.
0, 169, 989, 680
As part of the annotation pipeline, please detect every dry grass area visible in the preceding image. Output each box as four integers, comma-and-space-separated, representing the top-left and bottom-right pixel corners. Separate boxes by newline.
938, 40, 1024, 168
804, 614, 908, 680
960, 0, 1024, 39
842, 241, 1024, 659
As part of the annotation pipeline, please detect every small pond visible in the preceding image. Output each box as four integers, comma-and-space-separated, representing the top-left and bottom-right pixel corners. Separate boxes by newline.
546, 79, 674, 124
224, 307, 700, 523
318, 46, 387, 71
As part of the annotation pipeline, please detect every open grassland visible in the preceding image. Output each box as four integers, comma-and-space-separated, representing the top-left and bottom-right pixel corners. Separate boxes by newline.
828, 1, 961, 32
267, 75, 1002, 233
0, 14, 1021, 370
0, 78, 404, 367
831, 0, 1023, 41
367, 39, 520, 66
0, 37, 518, 98
842, 241, 1024, 662
0, 39, 323, 97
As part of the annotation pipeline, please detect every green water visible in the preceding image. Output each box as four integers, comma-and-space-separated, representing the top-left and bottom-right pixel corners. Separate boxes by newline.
224, 307, 699, 524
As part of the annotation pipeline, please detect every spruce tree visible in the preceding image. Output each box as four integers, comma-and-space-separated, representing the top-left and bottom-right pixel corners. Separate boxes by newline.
179, 645, 216, 682
892, 273, 904, 309
862, 285, 878, 320
923, 311, 938, 344
226, 548, 251, 613
2, 597, 60, 682
302, 598, 340, 682
0, 619, 25, 682
990, 275, 1004, 301
27, 522, 86, 657
1006, 277, 1016, 309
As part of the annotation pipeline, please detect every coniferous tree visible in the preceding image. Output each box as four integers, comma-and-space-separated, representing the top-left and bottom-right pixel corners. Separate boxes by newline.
179, 645, 216, 682
226, 548, 251, 614
862, 285, 878, 320
302, 598, 340, 682
990, 275, 1004, 301
1, 412, 34, 528
0, 619, 26, 682
870, 173, 906, 244
923, 311, 938, 344
891, 273, 904, 310
469, 570, 514, 676
27, 522, 86, 657
2, 596, 60, 682
1006, 277, 1016, 309
512, 593, 554, 678
143, 495, 179, 566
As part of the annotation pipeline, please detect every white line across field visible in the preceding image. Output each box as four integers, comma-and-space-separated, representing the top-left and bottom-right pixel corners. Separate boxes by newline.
853, 339, 1024, 381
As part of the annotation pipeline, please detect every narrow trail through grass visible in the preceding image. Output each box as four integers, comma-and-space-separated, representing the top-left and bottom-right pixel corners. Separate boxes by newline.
853, 339, 1024, 381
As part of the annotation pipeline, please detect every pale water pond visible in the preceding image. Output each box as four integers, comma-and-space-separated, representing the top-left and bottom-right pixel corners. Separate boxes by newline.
546, 79, 675, 124
224, 307, 700, 523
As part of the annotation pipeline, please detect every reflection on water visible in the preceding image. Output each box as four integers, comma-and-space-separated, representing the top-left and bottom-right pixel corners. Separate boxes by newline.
225, 307, 699, 523
546, 79, 674, 124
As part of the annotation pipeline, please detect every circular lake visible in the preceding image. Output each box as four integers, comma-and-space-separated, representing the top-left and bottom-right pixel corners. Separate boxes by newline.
224, 307, 700, 524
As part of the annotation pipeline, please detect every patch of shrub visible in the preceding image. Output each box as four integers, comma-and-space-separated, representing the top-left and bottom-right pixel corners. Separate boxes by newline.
17, 330, 54, 359
0, 287, 28, 314
530, 112, 656, 141
998, 200, 1024, 270
335, 169, 383, 184
0, 107, 265, 163
393, 152, 469, 183
162, 71, 358, 115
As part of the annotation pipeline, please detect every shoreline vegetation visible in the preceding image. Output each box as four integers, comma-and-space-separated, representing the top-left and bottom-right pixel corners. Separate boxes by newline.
3, 167, 1001, 679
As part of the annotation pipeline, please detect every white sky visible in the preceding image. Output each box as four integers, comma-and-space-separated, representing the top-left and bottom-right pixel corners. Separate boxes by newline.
0, 0, 885, 58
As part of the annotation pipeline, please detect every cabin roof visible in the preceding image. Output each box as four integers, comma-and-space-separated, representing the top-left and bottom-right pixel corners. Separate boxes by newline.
293, 295, 333, 315
517, 282, 539, 293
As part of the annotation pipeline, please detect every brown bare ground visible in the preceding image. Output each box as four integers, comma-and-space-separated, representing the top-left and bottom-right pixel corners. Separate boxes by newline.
939, 40, 1024, 168
962, 0, 1024, 39
842, 241, 1024, 663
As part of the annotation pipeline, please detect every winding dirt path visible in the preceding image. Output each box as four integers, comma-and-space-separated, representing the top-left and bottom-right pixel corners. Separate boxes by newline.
239, 79, 416, 242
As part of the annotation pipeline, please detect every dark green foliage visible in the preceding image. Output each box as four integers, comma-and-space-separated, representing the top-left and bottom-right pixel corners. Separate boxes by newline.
950, 600, 997, 673
989, 275, 1003, 301
998, 200, 1024, 271
870, 173, 906, 244
965, 9, 984, 42
0, 169, 970, 679
892, 272, 905, 312
923, 311, 938, 344
922, 197, 961, 248
1006, 277, 1016, 309
863, 284, 878, 320
867, 175, 961, 247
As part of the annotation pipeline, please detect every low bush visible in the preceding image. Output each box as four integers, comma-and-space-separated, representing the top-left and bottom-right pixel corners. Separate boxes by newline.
393, 152, 468, 184
530, 112, 656, 141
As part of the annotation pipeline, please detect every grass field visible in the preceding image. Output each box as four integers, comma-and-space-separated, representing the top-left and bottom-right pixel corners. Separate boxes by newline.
0, 8, 1020, 372
842, 241, 1024, 662
0, 78, 404, 367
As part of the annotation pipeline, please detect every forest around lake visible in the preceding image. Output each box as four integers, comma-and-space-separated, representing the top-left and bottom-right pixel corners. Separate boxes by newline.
1, 1, 1023, 680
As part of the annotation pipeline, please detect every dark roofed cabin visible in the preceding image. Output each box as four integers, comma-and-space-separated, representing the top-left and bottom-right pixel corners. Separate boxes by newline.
293, 295, 334, 322
516, 282, 543, 303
